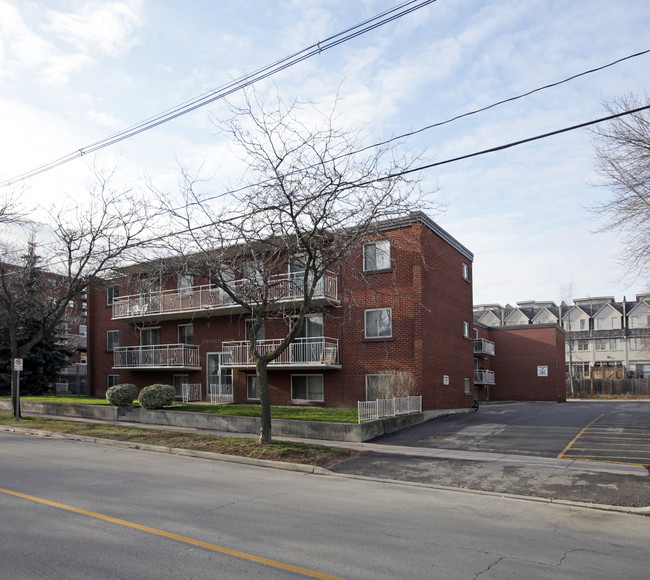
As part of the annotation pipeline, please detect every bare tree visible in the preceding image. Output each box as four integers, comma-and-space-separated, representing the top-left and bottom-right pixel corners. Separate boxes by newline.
0, 167, 151, 418
157, 91, 424, 444
590, 94, 650, 283
560, 280, 580, 397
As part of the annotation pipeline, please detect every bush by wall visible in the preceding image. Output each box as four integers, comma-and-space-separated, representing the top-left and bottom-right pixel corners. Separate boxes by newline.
138, 384, 175, 410
106, 383, 138, 406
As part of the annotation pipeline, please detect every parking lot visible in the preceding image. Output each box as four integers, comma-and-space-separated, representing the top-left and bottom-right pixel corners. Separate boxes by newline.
373, 400, 650, 466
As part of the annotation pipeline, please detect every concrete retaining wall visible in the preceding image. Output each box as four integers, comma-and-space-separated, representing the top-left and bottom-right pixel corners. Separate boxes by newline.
1, 400, 469, 442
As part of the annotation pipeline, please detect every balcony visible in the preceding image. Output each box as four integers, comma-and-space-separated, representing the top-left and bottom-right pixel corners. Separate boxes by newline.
112, 271, 339, 321
113, 344, 201, 370
473, 338, 495, 356
474, 369, 495, 385
221, 337, 341, 369
59, 334, 88, 349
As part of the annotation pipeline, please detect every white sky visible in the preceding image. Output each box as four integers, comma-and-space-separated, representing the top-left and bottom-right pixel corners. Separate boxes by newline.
1, 0, 649, 306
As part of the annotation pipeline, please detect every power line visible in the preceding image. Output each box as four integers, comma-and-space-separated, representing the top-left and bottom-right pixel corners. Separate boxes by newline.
0, 0, 436, 188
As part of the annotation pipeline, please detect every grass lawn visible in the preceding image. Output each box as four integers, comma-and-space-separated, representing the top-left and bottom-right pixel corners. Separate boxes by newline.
2, 395, 359, 422
0, 414, 361, 467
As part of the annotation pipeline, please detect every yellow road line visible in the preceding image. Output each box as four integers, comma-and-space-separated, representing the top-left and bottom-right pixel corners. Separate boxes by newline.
0, 487, 344, 580
557, 414, 605, 459
559, 455, 650, 465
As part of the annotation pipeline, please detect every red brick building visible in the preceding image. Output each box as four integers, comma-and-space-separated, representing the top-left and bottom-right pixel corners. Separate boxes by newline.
472, 322, 566, 402
87, 213, 476, 411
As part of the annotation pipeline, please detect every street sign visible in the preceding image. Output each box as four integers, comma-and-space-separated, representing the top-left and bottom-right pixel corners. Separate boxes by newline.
14, 358, 23, 371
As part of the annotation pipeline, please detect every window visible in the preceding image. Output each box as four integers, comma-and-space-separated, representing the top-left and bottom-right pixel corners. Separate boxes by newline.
464, 377, 471, 395
245, 319, 265, 342
473, 328, 479, 339
68, 300, 75, 308
462, 263, 470, 281
364, 308, 392, 339
178, 274, 194, 295
363, 240, 390, 271
294, 314, 323, 339
107, 330, 119, 351
577, 340, 589, 351
630, 338, 646, 350
81, 302, 87, 317
612, 317, 619, 329
80, 353, 87, 365
463, 321, 470, 339
595, 339, 607, 351
596, 318, 603, 329
609, 338, 621, 350
630, 316, 638, 328
173, 374, 189, 399
107, 375, 120, 389
291, 375, 324, 401
178, 324, 194, 345
79, 325, 87, 336
107, 285, 119, 306
579, 319, 586, 330
247, 375, 260, 399
366, 374, 392, 400
140, 327, 161, 346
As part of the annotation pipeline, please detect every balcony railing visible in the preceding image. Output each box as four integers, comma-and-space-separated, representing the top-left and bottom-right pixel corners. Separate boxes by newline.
113, 344, 200, 369
59, 334, 88, 348
112, 271, 338, 320
473, 338, 495, 356
221, 337, 340, 368
474, 369, 495, 385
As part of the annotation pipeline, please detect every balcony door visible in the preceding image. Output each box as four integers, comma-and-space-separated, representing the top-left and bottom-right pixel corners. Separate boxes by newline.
292, 314, 323, 362
207, 352, 233, 400
141, 328, 161, 365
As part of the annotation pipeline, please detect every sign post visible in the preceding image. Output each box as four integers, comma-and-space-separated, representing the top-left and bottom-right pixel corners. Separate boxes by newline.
13, 358, 23, 416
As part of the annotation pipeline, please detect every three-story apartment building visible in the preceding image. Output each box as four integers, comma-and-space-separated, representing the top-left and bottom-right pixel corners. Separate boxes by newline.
87, 213, 477, 410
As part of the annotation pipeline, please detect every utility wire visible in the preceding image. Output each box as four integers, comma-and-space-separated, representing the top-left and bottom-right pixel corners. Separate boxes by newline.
0, 0, 436, 188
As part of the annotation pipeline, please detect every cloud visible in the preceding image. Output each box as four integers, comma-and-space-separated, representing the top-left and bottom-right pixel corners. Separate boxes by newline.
43, 1, 144, 58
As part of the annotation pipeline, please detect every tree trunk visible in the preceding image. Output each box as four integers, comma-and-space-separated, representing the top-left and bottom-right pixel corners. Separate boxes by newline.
11, 367, 21, 419
257, 359, 272, 444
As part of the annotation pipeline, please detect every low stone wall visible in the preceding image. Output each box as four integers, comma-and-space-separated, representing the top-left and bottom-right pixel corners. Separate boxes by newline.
1, 400, 469, 442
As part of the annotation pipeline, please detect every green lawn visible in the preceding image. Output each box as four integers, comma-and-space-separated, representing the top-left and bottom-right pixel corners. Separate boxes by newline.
2, 395, 359, 423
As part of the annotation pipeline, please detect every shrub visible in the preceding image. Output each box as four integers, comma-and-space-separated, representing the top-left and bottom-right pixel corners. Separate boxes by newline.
138, 384, 175, 410
106, 383, 138, 406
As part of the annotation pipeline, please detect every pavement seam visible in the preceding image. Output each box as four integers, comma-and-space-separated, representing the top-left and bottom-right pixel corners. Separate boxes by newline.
2, 424, 647, 515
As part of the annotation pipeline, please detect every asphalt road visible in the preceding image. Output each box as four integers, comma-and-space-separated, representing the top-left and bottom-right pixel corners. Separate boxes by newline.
1, 431, 649, 579
372, 401, 650, 465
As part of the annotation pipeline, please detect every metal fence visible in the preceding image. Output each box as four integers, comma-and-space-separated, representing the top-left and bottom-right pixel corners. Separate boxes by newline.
567, 378, 650, 396
181, 383, 202, 403
358, 396, 422, 423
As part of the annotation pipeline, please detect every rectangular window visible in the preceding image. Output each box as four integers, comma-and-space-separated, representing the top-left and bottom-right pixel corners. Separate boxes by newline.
178, 274, 194, 295
107, 330, 119, 351
245, 319, 265, 342
364, 308, 392, 339
247, 375, 260, 400
291, 375, 324, 401
464, 377, 471, 395
630, 338, 645, 350
577, 340, 589, 351
463, 321, 470, 339
80, 353, 87, 365
178, 324, 194, 345
81, 302, 87, 317
579, 319, 586, 330
363, 240, 390, 271
107, 375, 120, 389
609, 338, 621, 350
630, 316, 638, 328
107, 285, 119, 305
595, 339, 607, 351
462, 263, 469, 281
79, 325, 87, 336
596, 318, 603, 329
612, 317, 618, 329
366, 374, 393, 400
68, 300, 75, 308
140, 327, 161, 346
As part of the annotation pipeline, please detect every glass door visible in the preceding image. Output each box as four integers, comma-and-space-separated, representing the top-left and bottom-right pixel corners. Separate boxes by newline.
207, 352, 233, 402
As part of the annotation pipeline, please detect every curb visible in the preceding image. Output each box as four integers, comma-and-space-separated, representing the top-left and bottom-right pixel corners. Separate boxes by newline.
3, 425, 648, 515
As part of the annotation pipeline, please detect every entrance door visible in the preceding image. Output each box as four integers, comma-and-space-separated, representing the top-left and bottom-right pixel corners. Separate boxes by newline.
207, 352, 233, 402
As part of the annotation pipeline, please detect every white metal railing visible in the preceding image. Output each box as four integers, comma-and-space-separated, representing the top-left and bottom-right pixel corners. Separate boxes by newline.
222, 337, 339, 367
181, 383, 202, 403
113, 344, 200, 368
473, 338, 495, 356
112, 271, 338, 319
358, 396, 422, 423
474, 369, 495, 384
208, 379, 234, 403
